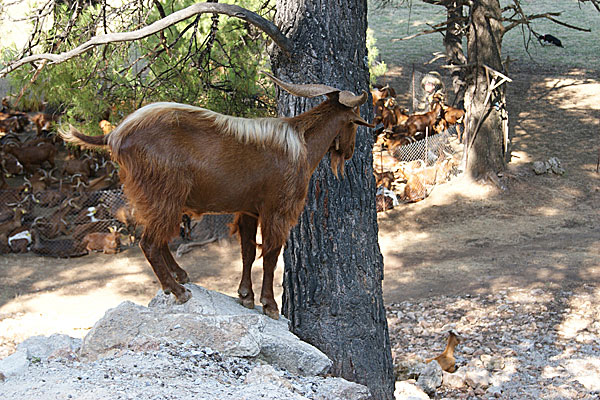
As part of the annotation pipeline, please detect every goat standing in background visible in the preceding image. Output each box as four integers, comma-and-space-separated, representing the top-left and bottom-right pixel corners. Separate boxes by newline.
61, 72, 372, 319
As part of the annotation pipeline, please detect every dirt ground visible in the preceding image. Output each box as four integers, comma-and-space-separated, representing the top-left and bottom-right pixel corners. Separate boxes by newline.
1, 67, 599, 360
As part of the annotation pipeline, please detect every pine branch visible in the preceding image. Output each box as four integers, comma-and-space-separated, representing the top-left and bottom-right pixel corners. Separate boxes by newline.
0, 2, 293, 78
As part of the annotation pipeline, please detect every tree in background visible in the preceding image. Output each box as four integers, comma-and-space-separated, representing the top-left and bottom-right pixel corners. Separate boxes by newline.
1, 0, 278, 132
377, 0, 594, 184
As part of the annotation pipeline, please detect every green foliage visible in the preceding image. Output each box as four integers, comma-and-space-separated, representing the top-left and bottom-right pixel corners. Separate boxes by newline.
5, 0, 277, 135
367, 28, 387, 85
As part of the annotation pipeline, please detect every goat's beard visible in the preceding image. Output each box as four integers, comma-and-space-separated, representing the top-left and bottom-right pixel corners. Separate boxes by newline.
330, 151, 346, 178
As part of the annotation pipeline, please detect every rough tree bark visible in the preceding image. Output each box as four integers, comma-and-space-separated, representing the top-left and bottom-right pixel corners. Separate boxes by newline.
269, 1, 395, 399
443, 1, 467, 106
463, 0, 509, 181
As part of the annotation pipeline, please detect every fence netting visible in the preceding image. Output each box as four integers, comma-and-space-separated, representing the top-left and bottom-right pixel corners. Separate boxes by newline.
373, 125, 463, 211
0, 188, 233, 257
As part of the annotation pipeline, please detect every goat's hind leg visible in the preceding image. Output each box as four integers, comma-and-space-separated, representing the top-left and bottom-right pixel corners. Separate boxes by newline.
140, 234, 191, 303
235, 213, 258, 309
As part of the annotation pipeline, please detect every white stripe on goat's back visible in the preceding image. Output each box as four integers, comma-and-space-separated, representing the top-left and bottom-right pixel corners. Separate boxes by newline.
108, 102, 305, 161
212, 113, 305, 161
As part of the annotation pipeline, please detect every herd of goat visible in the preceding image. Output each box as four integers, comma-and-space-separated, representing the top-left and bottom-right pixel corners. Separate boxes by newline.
370, 84, 465, 207
0, 105, 133, 257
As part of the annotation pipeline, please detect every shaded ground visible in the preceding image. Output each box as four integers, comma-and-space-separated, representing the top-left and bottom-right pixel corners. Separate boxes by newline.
376, 65, 600, 303
1, 67, 599, 367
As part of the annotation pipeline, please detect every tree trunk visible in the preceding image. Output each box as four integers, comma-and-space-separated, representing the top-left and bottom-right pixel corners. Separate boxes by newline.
444, 1, 467, 106
269, 1, 395, 399
463, 0, 508, 181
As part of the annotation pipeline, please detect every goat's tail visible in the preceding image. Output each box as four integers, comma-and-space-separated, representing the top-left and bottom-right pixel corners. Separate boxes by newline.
59, 125, 109, 150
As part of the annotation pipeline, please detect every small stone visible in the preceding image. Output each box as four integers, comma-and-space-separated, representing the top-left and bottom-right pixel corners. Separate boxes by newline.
486, 385, 502, 397
395, 380, 430, 400
0, 351, 29, 377
547, 157, 565, 175
532, 161, 548, 175
417, 361, 442, 395
464, 367, 490, 388
442, 370, 466, 389
480, 355, 505, 371
394, 356, 426, 380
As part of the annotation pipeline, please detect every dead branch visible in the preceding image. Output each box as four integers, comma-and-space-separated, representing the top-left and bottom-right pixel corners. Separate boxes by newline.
392, 22, 448, 42
0, 2, 293, 79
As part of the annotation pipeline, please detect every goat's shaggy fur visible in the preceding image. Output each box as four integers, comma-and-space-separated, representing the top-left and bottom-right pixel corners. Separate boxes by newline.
107, 103, 306, 162
61, 80, 371, 319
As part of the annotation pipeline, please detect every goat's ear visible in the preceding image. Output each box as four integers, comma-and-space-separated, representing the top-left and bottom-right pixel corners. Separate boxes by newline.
352, 116, 375, 128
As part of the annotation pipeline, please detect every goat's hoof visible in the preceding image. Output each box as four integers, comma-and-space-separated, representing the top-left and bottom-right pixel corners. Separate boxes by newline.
238, 295, 255, 310
174, 288, 192, 304
174, 272, 190, 284
262, 305, 280, 320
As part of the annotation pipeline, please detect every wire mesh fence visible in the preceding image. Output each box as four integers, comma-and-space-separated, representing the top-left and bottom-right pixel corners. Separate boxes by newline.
0, 187, 233, 257
373, 125, 463, 210
0, 188, 130, 256
388, 130, 454, 165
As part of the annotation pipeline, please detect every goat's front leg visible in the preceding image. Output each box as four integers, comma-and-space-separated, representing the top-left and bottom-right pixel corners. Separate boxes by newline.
261, 245, 282, 320
161, 244, 190, 284
140, 235, 191, 303
237, 213, 258, 309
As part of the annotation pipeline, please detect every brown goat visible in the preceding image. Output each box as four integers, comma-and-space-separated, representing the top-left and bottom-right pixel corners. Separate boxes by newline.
404, 102, 443, 138
4, 142, 56, 172
374, 170, 395, 190
373, 97, 409, 132
30, 228, 87, 258
32, 113, 56, 137
0, 208, 27, 252
81, 230, 120, 254
0, 151, 24, 176
61, 72, 372, 319
371, 84, 396, 106
426, 331, 462, 373
99, 120, 115, 135
61, 157, 94, 179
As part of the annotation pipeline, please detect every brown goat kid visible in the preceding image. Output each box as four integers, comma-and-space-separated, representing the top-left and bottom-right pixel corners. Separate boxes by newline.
82, 230, 120, 254
61, 72, 372, 319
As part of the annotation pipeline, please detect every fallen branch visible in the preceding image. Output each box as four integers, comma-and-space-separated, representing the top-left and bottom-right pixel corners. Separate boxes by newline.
175, 235, 218, 258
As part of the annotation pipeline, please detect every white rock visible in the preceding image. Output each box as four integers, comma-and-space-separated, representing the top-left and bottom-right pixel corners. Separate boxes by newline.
486, 385, 503, 397
394, 380, 430, 400
480, 354, 505, 371
464, 366, 490, 388
244, 364, 295, 392
532, 161, 548, 175
17, 334, 81, 361
0, 350, 28, 377
442, 370, 465, 389
80, 284, 332, 377
564, 358, 600, 391
394, 356, 426, 380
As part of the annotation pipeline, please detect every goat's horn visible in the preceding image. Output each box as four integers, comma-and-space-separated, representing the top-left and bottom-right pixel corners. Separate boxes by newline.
338, 90, 368, 108
262, 71, 338, 98
262, 71, 368, 107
